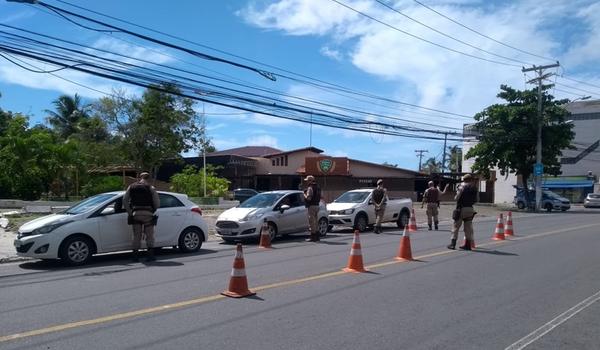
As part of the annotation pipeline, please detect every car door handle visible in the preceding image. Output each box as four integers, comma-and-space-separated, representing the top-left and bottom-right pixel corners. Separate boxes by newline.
171, 214, 183, 217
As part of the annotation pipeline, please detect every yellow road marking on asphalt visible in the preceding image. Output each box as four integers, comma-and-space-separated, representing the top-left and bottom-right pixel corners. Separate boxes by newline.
2, 222, 599, 343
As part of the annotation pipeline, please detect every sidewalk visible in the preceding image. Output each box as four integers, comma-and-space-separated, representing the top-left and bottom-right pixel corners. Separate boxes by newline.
0, 204, 512, 264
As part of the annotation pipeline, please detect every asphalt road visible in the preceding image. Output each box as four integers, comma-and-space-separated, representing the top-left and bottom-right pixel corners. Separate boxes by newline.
0, 211, 599, 350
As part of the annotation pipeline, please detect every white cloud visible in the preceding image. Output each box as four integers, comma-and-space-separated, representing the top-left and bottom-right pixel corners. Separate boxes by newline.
0, 57, 137, 99
90, 37, 173, 66
241, 0, 597, 116
320, 46, 343, 61
246, 134, 280, 148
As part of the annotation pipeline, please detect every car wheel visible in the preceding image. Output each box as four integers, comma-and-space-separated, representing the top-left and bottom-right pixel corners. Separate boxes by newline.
266, 222, 277, 241
60, 236, 93, 266
545, 203, 553, 212
354, 214, 368, 232
318, 217, 328, 237
517, 201, 525, 210
396, 210, 410, 229
561, 208, 567, 212
179, 228, 203, 253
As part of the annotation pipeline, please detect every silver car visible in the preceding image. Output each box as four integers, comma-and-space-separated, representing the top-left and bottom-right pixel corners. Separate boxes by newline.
215, 190, 329, 242
584, 193, 600, 208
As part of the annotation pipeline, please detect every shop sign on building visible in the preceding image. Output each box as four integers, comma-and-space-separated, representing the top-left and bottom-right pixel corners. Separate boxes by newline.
305, 157, 349, 176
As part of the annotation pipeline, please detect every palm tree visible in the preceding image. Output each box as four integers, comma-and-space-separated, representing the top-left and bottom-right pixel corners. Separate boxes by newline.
45, 94, 89, 139
421, 157, 442, 174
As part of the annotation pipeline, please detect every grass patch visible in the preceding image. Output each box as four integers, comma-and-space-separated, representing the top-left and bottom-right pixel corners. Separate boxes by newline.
3, 213, 48, 231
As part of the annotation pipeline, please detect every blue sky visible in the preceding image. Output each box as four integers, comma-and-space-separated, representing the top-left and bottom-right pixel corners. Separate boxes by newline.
1, 0, 599, 171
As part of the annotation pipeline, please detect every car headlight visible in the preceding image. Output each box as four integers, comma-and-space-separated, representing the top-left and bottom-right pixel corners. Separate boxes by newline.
31, 221, 72, 235
243, 212, 263, 222
330, 209, 354, 215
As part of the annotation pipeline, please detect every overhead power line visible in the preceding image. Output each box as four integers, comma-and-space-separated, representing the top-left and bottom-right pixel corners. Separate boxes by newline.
36, 0, 472, 120
411, 0, 556, 63
330, 0, 521, 67
373, 0, 533, 66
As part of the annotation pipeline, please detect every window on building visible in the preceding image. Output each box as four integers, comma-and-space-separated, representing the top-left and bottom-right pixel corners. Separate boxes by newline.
285, 155, 288, 166
276, 158, 280, 166
272, 159, 275, 166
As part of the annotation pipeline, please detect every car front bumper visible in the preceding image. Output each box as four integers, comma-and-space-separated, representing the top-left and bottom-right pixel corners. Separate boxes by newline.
215, 220, 262, 240
14, 234, 58, 259
328, 214, 354, 227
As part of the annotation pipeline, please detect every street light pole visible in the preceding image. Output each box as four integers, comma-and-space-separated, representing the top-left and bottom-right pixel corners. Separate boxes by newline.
522, 62, 560, 212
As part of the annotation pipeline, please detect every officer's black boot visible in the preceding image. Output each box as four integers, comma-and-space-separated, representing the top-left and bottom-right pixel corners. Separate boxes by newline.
434, 223, 439, 230
146, 248, 156, 262
428, 224, 432, 231
131, 249, 139, 262
459, 240, 472, 251
375, 226, 381, 234
447, 239, 456, 250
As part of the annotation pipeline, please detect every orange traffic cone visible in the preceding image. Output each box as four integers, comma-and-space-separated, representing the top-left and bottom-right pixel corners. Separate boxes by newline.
343, 230, 367, 273
258, 219, 272, 249
408, 208, 418, 232
492, 213, 505, 241
221, 243, 256, 298
505, 211, 515, 237
461, 238, 476, 249
395, 228, 413, 261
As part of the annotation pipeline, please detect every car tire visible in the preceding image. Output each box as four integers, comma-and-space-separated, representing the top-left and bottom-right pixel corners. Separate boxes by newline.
396, 210, 410, 229
318, 217, 328, 237
354, 214, 368, 232
517, 201, 525, 210
545, 203, 553, 212
60, 236, 93, 266
178, 227, 203, 253
266, 222, 277, 241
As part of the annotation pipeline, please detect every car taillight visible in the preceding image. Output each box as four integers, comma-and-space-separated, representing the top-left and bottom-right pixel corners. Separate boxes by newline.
191, 207, 203, 216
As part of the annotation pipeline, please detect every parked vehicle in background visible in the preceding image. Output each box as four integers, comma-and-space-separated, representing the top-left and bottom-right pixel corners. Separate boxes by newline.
233, 188, 259, 203
215, 190, 329, 242
326, 189, 413, 232
583, 193, 600, 208
514, 187, 571, 212
13, 191, 208, 265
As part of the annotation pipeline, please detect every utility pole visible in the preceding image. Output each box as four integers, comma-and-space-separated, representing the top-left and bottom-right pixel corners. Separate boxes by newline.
415, 149, 428, 172
522, 61, 560, 212
441, 132, 448, 173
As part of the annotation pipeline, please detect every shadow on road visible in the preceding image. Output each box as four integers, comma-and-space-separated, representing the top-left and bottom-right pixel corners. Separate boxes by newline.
17, 248, 218, 271
472, 248, 518, 256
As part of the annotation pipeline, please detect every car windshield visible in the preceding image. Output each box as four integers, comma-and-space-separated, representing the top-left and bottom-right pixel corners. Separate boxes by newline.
334, 191, 370, 203
239, 193, 285, 208
543, 191, 561, 199
65, 193, 117, 214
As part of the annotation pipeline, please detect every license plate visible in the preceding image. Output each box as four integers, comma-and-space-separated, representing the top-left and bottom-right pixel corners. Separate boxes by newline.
219, 229, 232, 236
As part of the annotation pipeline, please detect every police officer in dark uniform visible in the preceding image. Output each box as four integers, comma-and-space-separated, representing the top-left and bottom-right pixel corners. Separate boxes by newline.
303, 175, 322, 242
447, 174, 478, 250
124, 172, 160, 262
372, 179, 387, 234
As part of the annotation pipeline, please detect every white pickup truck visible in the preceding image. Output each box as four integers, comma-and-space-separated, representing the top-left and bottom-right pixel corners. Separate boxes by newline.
326, 189, 413, 232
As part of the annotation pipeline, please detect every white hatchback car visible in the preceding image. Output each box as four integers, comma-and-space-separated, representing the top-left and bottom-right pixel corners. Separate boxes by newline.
14, 191, 208, 265
215, 190, 329, 242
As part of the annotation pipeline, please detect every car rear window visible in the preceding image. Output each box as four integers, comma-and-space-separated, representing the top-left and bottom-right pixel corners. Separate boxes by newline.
159, 194, 184, 208
590, 194, 600, 199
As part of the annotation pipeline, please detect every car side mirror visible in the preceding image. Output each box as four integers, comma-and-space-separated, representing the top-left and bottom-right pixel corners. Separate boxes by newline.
280, 204, 290, 213
101, 207, 115, 215
368, 199, 374, 205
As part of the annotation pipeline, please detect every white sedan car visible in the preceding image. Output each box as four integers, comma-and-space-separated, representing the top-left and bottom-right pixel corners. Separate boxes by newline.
14, 191, 208, 265
215, 190, 329, 242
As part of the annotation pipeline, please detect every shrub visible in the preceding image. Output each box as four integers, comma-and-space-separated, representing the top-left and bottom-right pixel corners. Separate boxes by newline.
80, 176, 123, 197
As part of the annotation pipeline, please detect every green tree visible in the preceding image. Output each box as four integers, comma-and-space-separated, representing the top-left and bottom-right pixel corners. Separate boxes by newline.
421, 157, 441, 174
447, 146, 462, 173
45, 94, 90, 139
170, 165, 229, 197
94, 85, 212, 173
465, 85, 574, 186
